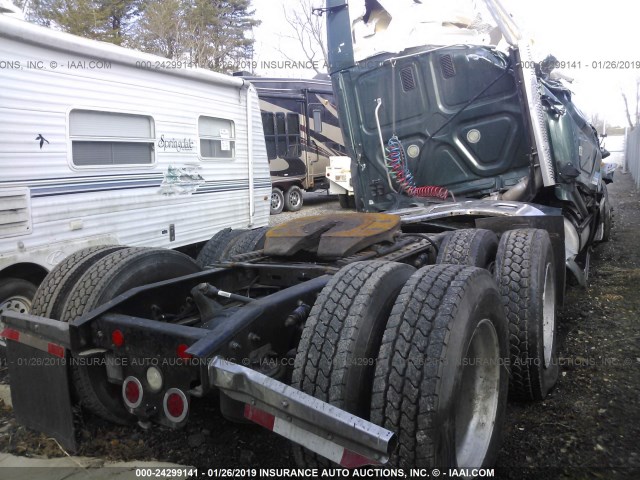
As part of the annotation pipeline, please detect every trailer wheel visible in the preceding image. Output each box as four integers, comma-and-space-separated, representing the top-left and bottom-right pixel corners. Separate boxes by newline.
436, 228, 498, 271
495, 229, 559, 401
196, 228, 247, 268
31, 245, 127, 319
371, 265, 509, 469
0, 278, 37, 346
271, 188, 284, 215
60, 248, 201, 424
292, 260, 415, 467
284, 185, 303, 212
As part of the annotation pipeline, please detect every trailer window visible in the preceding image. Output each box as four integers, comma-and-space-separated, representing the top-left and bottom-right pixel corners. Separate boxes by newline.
69, 110, 155, 166
312, 109, 323, 133
199, 116, 235, 159
261, 112, 300, 160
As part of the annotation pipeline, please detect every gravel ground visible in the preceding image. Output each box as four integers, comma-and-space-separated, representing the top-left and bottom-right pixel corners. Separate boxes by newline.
1, 175, 639, 478
268, 191, 347, 227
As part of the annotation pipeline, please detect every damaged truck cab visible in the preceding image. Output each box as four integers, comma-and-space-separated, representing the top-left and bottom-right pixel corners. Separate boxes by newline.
1, 0, 613, 472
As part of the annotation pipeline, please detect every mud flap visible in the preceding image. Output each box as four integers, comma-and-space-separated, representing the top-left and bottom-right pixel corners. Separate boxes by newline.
5, 341, 77, 452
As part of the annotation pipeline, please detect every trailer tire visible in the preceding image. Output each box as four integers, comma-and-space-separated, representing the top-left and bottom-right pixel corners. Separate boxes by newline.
0, 278, 38, 347
436, 228, 498, 271
292, 260, 415, 467
271, 188, 284, 215
31, 245, 127, 319
371, 265, 509, 469
196, 228, 247, 268
60, 248, 201, 424
284, 185, 303, 212
495, 229, 559, 401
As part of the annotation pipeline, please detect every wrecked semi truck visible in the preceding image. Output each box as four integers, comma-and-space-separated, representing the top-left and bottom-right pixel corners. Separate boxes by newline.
1, 0, 613, 471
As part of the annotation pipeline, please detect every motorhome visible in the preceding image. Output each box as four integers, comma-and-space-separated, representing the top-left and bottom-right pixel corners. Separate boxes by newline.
0, 12, 271, 332
241, 76, 346, 214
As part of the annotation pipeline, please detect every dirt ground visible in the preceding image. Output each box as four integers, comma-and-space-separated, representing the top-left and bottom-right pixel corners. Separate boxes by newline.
0, 173, 639, 478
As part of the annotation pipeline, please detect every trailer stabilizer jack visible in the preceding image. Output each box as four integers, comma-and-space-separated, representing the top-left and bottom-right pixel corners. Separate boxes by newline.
208, 356, 396, 467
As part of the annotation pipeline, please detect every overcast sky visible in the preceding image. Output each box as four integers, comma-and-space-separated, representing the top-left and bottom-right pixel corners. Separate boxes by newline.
252, 0, 640, 127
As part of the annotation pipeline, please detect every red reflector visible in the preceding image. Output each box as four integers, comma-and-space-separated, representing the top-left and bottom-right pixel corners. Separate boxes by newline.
112, 330, 124, 347
244, 404, 275, 430
176, 344, 192, 359
166, 392, 185, 418
124, 380, 140, 404
0, 328, 20, 341
47, 343, 65, 358
340, 449, 380, 468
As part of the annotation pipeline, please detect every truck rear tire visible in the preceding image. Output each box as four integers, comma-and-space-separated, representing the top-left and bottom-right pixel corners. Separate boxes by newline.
219, 227, 268, 260
601, 184, 612, 242
196, 228, 247, 268
284, 185, 303, 212
0, 278, 38, 347
371, 265, 509, 469
271, 188, 284, 215
60, 248, 201, 424
31, 245, 127, 319
436, 228, 498, 271
292, 260, 415, 467
495, 229, 559, 401
338, 194, 355, 209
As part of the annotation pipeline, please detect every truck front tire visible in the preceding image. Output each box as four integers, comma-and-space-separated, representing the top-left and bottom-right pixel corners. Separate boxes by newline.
371, 265, 509, 469
495, 229, 559, 401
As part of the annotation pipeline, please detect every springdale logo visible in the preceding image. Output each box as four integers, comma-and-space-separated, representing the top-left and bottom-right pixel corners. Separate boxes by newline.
158, 135, 195, 152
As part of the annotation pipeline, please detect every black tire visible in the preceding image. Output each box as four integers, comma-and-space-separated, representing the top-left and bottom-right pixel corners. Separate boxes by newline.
292, 261, 415, 467
31, 245, 127, 319
284, 185, 303, 212
60, 248, 201, 424
271, 188, 284, 215
219, 227, 268, 260
196, 228, 247, 268
495, 229, 559, 401
0, 278, 38, 346
601, 185, 612, 242
338, 194, 355, 209
372, 265, 509, 469
436, 229, 498, 271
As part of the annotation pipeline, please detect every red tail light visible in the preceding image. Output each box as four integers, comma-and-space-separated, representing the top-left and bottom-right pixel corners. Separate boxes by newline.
122, 376, 143, 409
112, 329, 125, 347
163, 388, 188, 423
176, 344, 192, 359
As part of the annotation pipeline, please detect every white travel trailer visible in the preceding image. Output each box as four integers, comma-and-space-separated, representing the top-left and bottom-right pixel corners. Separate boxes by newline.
0, 13, 271, 324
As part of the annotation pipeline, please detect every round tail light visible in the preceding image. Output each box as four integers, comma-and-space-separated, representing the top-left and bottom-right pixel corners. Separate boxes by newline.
163, 388, 188, 423
122, 376, 143, 409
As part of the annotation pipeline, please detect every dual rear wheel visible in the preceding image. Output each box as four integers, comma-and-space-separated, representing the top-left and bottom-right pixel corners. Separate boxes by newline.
294, 227, 560, 469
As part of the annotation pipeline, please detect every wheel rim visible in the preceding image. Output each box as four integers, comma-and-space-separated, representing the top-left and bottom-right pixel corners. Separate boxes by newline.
542, 263, 556, 368
454, 318, 501, 468
289, 190, 302, 207
0, 295, 32, 345
0, 295, 32, 315
271, 191, 282, 210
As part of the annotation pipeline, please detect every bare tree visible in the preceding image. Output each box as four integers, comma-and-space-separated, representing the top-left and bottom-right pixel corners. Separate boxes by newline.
621, 78, 640, 129
278, 0, 327, 75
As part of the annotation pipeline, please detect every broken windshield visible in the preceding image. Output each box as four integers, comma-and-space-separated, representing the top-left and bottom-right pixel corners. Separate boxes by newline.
350, 0, 505, 62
